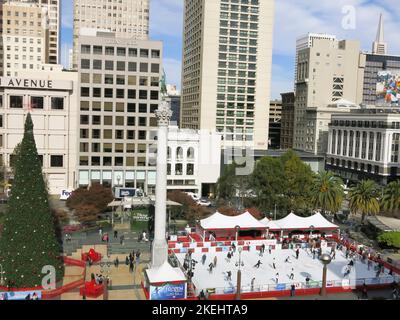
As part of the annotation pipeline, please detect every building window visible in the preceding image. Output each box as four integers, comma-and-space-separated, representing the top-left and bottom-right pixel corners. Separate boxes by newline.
51, 97, 64, 110
187, 164, 194, 175
31, 96, 44, 109
81, 59, 90, 69
175, 164, 183, 175
10, 95, 23, 108
50, 155, 63, 167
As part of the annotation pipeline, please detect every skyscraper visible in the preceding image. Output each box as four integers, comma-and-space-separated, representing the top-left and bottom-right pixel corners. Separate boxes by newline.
73, 0, 150, 69
372, 14, 387, 55
180, 0, 275, 151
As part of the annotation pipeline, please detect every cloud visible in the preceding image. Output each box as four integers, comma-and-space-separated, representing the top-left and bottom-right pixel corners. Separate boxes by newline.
150, 0, 183, 39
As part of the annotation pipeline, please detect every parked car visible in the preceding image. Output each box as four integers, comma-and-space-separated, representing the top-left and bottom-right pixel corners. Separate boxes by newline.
197, 198, 211, 207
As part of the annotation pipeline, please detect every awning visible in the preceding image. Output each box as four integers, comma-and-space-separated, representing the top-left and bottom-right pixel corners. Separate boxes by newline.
273, 212, 338, 230
260, 218, 282, 230
200, 211, 266, 230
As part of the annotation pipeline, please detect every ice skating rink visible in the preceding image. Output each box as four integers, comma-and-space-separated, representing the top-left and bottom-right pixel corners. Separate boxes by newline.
176, 247, 397, 294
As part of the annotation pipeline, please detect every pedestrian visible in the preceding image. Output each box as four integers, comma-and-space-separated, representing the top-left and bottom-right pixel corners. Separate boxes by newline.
361, 284, 368, 299
129, 253, 133, 263
226, 271, 232, 281
275, 273, 279, 284
136, 250, 141, 263
125, 256, 129, 265
120, 235, 125, 245
290, 284, 296, 297
202, 254, 207, 265
389, 268, 393, 276
129, 260, 134, 273
99, 227, 103, 237
289, 268, 294, 280
305, 276, 310, 287
199, 290, 206, 300
272, 258, 276, 269
295, 248, 300, 259
114, 230, 118, 239
213, 256, 217, 267
254, 260, 262, 268
268, 246, 272, 255
312, 249, 316, 260
331, 251, 336, 260
367, 259, 372, 271
114, 257, 119, 268
227, 252, 232, 262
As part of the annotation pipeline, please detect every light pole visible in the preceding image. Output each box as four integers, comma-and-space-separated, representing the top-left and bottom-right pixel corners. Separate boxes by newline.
0, 264, 4, 286
235, 247, 244, 300
274, 203, 277, 220
320, 253, 332, 297
235, 225, 240, 243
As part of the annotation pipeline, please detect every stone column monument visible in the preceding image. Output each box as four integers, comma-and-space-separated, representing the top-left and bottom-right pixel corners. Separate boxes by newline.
151, 72, 172, 268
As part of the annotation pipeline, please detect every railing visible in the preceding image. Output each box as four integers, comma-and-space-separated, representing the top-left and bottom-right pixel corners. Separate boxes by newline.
199, 275, 400, 298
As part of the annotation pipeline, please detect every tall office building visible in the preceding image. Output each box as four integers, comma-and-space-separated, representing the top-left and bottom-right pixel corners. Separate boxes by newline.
280, 92, 295, 149
0, 0, 60, 66
294, 38, 365, 155
77, 30, 162, 195
73, 0, 150, 69
180, 0, 275, 151
268, 99, 281, 149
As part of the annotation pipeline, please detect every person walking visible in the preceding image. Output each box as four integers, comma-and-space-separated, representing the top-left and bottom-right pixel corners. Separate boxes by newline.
367, 259, 372, 271
120, 235, 125, 245
99, 227, 103, 238
114, 230, 118, 239
129, 260, 134, 273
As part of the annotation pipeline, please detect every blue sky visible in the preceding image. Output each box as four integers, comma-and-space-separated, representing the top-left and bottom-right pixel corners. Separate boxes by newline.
60, 0, 400, 99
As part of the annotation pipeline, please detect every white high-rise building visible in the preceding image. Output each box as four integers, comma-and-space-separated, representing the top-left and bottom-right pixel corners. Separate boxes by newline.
73, 0, 150, 69
294, 33, 336, 89
180, 0, 275, 151
0, 0, 60, 65
372, 14, 387, 55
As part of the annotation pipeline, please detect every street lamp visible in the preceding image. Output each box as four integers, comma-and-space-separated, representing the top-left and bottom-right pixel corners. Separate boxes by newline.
235, 247, 244, 300
235, 225, 240, 242
320, 253, 332, 297
100, 257, 112, 300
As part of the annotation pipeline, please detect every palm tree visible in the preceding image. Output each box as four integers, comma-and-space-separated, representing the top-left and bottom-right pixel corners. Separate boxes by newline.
381, 180, 400, 215
348, 180, 380, 223
311, 171, 344, 214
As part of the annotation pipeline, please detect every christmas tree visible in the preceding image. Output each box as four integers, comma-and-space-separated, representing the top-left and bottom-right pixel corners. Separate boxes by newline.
0, 113, 64, 288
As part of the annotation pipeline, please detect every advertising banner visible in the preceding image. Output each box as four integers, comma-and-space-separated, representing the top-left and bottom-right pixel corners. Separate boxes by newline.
150, 283, 186, 300
0, 291, 42, 300
275, 283, 286, 291
376, 70, 400, 106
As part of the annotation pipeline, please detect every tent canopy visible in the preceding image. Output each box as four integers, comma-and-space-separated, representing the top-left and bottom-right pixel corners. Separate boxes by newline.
145, 261, 187, 284
273, 212, 338, 230
260, 218, 282, 230
200, 211, 266, 230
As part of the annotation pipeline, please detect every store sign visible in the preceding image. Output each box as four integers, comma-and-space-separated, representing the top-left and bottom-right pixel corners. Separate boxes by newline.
150, 283, 186, 300
60, 189, 73, 200
0, 77, 72, 90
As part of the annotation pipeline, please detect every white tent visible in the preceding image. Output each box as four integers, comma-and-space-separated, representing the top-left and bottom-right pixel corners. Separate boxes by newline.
273, 212, 338, 230
146, 261, 187, 284
260, 218, 282, 230
200, 211, 266, 230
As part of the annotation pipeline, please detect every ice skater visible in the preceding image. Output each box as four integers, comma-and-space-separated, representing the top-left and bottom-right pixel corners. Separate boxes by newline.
275, 272, 279, 284
343, 266, 351, 277
226, 271, 232, 281
289, 268, 295, 280
367, 259, 372, 270
259, 247, 263, 257
272, 258, 276, 269
226, 252, 232, 263
331, 250, 336, 260
261, 244, 266, 253
295, 248, 300, 260
214, 256, 217, 267
254, 260, 262, 268
208, 263, 214, 274
202, 254, 207, 265
268, 246, 272, 255
285, 256, 291, 263
251, 277, 255, 291
312, 249, 316, 260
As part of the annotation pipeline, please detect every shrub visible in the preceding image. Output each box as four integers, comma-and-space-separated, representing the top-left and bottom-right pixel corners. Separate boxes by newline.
377, 232, 400, 249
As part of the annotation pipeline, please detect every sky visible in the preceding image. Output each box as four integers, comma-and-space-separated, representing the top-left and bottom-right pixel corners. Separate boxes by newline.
60, 0, 400, 99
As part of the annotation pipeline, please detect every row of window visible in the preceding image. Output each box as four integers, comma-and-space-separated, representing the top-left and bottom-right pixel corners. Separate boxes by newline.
79, 101, 158, 113
80, 45, 160, 59
81, 74, 159, 87
80, 87, 159, 100
80, 115, 157, 127
3, 96, 64, 110
80, 59, 159, 73
80, 129, 149, 140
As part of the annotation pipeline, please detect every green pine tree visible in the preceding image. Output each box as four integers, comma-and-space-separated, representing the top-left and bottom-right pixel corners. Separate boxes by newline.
0, 113, 64, 288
